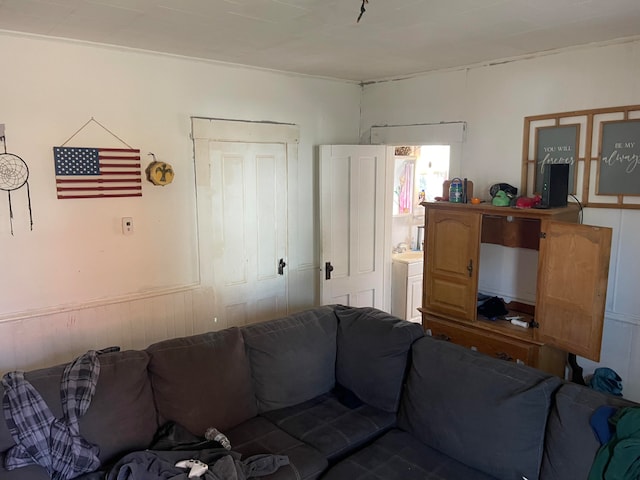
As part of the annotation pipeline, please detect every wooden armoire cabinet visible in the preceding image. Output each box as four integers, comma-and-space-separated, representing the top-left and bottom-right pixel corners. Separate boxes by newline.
420, 201, 612, 377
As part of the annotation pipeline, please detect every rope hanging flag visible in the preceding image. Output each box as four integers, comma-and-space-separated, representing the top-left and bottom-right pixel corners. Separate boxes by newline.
53, 118, 142, 200
0, 128, 33, 235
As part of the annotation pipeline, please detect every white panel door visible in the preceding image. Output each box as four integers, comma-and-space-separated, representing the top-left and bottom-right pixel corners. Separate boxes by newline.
208, 142, 288, 325
319, 145, 391, 309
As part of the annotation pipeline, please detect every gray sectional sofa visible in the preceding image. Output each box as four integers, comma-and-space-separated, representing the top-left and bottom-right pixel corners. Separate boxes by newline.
0, 305, 635, 480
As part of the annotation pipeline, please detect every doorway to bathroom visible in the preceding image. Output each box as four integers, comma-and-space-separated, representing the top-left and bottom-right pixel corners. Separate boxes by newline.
391, 144, 451, 252
370, 121, 464, 254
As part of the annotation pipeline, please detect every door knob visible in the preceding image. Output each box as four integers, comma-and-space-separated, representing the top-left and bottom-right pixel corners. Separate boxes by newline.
278, 258, 287, 275
325, 261, 334, 280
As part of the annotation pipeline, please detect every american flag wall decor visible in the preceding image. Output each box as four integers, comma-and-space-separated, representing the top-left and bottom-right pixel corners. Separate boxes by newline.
53, 146, 142, 199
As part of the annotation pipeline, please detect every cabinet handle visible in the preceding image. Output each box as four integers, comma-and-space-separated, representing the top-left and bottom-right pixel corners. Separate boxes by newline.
435, 333, 451, 342
467, 259, 473, 277
495, 352, 513, 361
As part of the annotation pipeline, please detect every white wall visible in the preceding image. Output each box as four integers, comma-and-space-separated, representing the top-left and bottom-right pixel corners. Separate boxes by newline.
0, 33, 360, 372
3, 30, 638, 401
361, 39, 640, 401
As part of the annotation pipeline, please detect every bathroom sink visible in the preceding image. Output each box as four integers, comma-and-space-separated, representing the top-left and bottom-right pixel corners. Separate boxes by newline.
392, 251, 424, 263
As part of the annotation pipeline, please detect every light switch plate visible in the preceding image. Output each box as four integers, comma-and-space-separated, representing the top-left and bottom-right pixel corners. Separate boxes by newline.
122, 217, 133, 235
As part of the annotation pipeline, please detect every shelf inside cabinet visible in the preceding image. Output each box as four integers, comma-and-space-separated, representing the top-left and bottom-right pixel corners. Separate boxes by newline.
481, 215, 541, 250
476, 301, 540, 344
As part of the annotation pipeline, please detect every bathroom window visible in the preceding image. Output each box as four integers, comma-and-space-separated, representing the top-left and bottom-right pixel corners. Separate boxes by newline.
393, 145, 451, 217
391, 145, 452, 250
415, 145, 450, 204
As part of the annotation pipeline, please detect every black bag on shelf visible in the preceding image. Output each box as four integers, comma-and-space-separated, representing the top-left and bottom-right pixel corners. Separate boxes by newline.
477, 296, 508, 320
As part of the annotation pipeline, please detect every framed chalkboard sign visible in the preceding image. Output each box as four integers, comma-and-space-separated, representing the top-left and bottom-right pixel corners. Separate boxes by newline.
535, 124, 579, 194
598, 120, 640, 195
523, 104, 640, 209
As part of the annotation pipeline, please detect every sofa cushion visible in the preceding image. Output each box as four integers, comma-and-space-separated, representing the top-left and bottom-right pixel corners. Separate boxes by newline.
227, 416, 327, 480
398, 336, 562, 480
0, 349, 156, 467
146, 326, 257, 436
540, 382, 637, 480
262, 391, 396, 461
242, 306, 338, 413
322, 429, 499, 480
335, 306, 423, 412
0, 456, 50, 480
81, 349, 158, 463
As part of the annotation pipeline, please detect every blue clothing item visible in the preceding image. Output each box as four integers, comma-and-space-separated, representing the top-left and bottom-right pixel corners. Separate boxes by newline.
589, 367, 623, 396
1, 347, 117, 480
590, 405, 619, 445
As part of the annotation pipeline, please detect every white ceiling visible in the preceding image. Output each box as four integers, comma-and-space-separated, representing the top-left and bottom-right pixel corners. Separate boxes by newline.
1, 0, 640, 82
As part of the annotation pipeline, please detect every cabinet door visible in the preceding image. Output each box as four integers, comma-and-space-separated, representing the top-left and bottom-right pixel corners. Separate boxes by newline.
424, 208, 481, 321
537, 221, 612, 361
408, 274, 423, 323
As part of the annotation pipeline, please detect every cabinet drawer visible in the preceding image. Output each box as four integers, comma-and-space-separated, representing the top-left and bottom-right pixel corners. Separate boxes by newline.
425, 318, 536, 365
407, 261, 423, 277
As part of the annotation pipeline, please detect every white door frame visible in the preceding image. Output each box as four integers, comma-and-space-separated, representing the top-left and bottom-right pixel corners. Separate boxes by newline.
370, 122, 466, 178
370, 122, 467, 311
191, 117, 299, 316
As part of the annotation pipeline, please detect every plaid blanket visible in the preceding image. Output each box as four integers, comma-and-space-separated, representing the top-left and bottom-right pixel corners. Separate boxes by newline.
1, 347, 117, 479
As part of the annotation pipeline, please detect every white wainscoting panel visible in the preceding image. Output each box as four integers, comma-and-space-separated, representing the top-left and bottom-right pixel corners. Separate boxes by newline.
0, 286, 221, 375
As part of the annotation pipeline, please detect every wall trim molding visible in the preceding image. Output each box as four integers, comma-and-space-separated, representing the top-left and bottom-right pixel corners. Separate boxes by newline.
606, 310, 640, 327
0, 283, 201, 325
370, 122, 466, 145
191, 117, 299, 143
